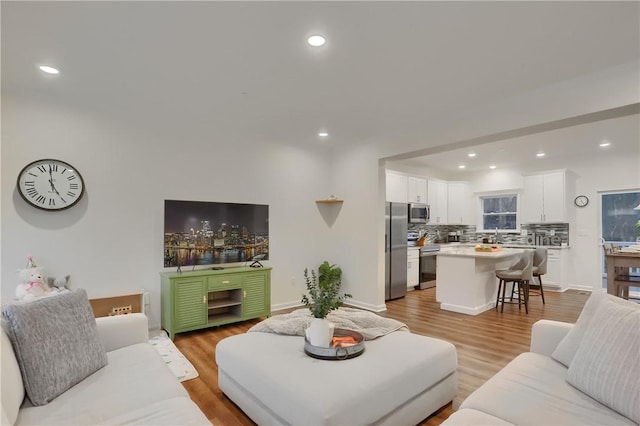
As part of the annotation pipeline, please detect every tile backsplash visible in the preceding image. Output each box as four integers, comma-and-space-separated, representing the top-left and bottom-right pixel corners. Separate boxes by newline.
409, 223, 569, 246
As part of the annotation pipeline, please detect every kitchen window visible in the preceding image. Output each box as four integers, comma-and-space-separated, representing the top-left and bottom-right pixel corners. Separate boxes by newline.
479, 193, 519, 232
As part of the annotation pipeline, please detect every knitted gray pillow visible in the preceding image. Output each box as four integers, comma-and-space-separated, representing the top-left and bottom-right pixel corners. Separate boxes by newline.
2, 289, 107, 405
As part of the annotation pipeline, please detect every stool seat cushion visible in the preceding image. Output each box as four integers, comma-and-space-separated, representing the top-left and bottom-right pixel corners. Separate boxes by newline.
495, 269, 524, 280
216, 331, 457, 425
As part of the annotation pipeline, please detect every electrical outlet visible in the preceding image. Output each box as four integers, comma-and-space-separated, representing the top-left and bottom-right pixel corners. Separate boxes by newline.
109, 305, 132, 316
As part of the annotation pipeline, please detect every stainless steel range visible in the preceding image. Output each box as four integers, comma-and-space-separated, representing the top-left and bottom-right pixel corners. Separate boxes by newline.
416, 244, 439, 289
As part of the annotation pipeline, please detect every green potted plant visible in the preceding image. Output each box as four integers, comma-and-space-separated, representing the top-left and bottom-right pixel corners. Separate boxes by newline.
301, 261, 351, 347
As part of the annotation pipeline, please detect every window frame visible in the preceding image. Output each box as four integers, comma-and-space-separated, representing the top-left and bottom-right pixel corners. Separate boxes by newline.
476, 191, 521, 233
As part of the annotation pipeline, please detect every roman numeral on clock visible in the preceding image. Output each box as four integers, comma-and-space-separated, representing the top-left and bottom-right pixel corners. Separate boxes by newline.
69, 183, 79, 190
37, 165, 47, 173
49, 198, 56, 207
36, 195, 46, 204
67, 191, 76, 197
50, 163, 58, 172
26, 187, 38, 198
67, 175, 76, 181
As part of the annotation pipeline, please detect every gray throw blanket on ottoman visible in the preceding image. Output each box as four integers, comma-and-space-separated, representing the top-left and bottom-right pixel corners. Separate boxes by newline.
248, 307, 409, 340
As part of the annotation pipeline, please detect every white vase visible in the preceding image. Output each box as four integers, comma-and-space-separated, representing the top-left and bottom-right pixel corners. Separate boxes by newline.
306, 318, 335, 348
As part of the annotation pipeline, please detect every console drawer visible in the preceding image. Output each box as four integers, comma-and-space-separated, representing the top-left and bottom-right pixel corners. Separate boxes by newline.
209, 275, 242, 290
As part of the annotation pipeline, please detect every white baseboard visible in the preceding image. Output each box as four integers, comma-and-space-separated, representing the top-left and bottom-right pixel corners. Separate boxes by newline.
271, 299, 387, 314
270, 301, 303, 313
566, 285, 595, 292
440, 302, 493, 316
346, 299, 387, 313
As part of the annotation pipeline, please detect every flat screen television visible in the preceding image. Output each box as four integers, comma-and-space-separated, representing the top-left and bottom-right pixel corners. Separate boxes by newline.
164, 200, 269, 268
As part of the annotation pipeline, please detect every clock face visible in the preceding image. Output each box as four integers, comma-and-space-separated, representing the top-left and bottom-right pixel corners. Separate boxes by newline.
574, 195, 589, 208
17, 159, 85, 211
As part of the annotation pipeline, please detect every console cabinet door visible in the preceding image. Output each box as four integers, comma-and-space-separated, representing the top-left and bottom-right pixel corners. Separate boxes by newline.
174, 278, 207, 330
243, 271, 271, 319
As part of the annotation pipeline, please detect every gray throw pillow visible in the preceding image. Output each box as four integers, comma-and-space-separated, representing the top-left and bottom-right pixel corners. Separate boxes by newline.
2, 289, 107, 405
566, 296, 639, 423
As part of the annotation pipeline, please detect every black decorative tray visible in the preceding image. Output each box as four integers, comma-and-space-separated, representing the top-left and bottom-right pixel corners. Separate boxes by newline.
304, 328, 365, 360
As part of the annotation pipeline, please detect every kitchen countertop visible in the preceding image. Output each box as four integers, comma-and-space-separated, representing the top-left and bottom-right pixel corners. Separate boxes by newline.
408, 242, 570, 250
438, 246, 523, 259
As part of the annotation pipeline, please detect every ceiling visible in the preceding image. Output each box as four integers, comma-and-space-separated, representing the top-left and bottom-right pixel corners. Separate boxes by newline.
397, 111, 640, 177
2, 1, 639, 155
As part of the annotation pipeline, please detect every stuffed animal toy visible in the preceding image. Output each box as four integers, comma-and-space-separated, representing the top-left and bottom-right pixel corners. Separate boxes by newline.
47, 275, 71, 291
15, 273, 52, 300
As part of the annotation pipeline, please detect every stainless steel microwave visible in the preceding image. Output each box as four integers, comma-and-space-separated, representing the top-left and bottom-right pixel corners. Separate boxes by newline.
408, 203, 429, 223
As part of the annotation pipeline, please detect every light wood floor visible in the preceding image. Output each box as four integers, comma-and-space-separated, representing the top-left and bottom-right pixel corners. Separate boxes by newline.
174, 287, 589, 425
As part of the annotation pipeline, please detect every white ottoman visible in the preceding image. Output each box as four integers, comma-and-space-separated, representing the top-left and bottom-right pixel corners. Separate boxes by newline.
216, 331, 457, 425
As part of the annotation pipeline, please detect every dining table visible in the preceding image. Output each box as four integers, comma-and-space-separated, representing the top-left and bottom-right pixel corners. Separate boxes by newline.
604, 249, 640, 296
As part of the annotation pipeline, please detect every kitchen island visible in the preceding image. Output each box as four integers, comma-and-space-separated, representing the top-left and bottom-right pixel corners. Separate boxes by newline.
436, 246, 523, 315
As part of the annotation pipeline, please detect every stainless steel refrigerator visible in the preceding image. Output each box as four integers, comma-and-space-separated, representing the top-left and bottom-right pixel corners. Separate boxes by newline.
385, 202, 408, 300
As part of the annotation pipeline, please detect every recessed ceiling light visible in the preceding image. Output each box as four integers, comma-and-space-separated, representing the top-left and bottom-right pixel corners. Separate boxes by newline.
307, 35, 326, 47
468, 153, 476, 158
39, 65, 59, 74
458, 164, 466, 169
489, 165, 497, 169
536, 152, 545, 158
599, 140, 611, 147
318, 132, 329, 137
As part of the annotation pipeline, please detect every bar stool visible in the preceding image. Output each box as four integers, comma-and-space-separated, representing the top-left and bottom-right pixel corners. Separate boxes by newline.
531, 247, 547, 304
495, 250, 534, 313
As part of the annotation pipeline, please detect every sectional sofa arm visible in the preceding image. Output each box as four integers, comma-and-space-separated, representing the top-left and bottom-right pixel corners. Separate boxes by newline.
530, 319, 573, 357
96, 313, 149, 352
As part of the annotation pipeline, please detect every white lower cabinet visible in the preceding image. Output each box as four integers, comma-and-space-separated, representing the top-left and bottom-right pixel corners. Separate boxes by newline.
407, 248, 420, 289
539, 249, 569, 290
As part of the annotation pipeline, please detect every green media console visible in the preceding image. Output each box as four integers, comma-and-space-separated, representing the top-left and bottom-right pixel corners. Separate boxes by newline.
161, 267, 271, 339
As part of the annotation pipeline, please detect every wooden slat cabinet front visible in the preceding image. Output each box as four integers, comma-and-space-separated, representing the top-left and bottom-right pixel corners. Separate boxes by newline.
161, 267, 271, 339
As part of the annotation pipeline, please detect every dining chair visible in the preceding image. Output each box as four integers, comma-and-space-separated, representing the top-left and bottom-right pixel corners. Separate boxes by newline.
602, 243, 631, 299
495, 250, 534, 313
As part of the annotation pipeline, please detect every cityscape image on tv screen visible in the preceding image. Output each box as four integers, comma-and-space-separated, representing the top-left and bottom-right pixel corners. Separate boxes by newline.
164, 200, 269, 267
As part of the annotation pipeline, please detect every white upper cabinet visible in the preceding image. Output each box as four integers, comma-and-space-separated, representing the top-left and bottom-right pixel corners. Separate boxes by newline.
408, 177, 427, 204
386, 171, 408, 203
447, 182, 473, 225
427, 179, 448, 223
523, 171, 567, 223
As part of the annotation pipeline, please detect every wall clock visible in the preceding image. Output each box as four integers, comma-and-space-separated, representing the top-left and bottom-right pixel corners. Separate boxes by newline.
17, 159, 85, 211
574, 195, 589, 208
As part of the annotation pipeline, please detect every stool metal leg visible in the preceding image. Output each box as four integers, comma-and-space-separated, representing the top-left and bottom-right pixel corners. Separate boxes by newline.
501, 280, 508, 313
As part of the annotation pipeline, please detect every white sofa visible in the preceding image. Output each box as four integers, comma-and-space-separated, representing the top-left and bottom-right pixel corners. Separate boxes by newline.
1, 313, 210, 425
443, 292, 639, 425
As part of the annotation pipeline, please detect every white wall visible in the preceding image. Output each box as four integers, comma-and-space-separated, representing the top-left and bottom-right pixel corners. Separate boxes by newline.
1, 96, 335, 328
570, 152, 640, 291
2, 63, 638, 325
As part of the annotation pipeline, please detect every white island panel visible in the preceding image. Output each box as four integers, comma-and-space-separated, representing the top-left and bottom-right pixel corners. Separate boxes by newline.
436, 248, 522, 315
